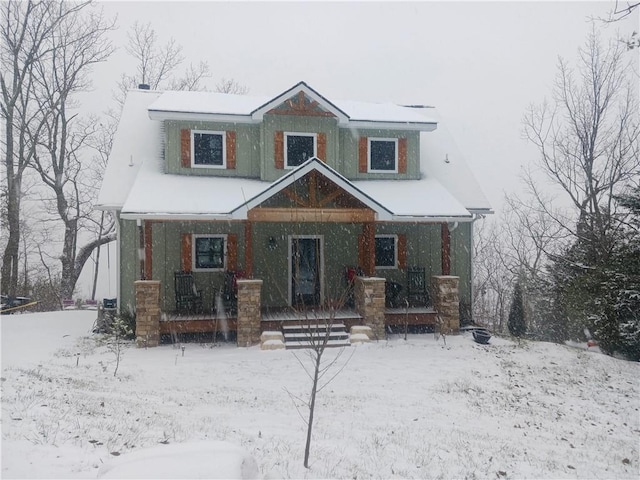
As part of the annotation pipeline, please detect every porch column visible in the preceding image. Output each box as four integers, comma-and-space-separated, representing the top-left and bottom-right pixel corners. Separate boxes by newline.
354, 276, 386, 340
360, 222, 375, 276
431, 275, 460, 333
144, 221, 153, 280
236, 279, 263, 347
441, 223, 451, 275
135, 280, 161, 347
245, 221, 253, 278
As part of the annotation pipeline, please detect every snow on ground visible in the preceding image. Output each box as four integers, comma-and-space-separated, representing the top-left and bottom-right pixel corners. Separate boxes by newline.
1, 311, 638, 479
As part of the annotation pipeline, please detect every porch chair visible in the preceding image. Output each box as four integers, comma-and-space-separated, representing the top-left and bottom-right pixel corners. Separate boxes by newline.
174, 271, 203, 314
406, 266, 429, 307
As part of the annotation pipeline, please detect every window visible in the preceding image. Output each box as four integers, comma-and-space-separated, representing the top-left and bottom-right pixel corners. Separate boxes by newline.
193, 235, 226, 270
192, 130, 226, 168
285, 133, 316, 168
375, 235, 397, 269
368, 138, 398, 172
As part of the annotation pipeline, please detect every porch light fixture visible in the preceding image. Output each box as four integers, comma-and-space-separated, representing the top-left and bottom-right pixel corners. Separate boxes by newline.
268, 236, 278, 251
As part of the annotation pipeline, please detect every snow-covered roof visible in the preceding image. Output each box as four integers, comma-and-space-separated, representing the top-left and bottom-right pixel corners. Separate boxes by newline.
148, 81, 437, 131
419, 113, 492, 214
98, 85, 491, 221
97, 90, 163, 209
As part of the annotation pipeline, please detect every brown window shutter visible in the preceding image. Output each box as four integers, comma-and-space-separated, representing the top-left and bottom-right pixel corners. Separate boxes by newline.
359, 137, 368, 173
397, 234, 407, 270
226, 131, 236, 169
181, 129, 191, 168
317, 133, 326, 162
181, 233, 192, 272
274, 131, 284, 169
227, 233, 238, 271
398, 138, 407, 174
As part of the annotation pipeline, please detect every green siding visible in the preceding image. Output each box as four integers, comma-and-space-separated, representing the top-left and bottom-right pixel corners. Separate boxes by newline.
118, 218, 139, 315
165, 120, 260, 177
163, 117, 422, 182
449, 222, 472, 308
260, 115, 340, 182
252, 222, 361, 307
339, 129, 421, 180
121, 219, 472, 314
150, 221, 246, 312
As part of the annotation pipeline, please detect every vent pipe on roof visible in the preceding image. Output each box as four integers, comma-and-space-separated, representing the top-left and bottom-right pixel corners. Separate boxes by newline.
138, 84, 150, 90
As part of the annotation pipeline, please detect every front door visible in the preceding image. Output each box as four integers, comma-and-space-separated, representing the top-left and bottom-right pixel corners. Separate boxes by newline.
290, 237, 322, 307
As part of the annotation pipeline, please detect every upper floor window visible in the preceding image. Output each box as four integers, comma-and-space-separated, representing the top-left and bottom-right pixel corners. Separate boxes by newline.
368, 138, 398, 173
285, 132, 316, 168
193, 234, 226, 270
192, 130, 226, 168
375, 234, 397, 269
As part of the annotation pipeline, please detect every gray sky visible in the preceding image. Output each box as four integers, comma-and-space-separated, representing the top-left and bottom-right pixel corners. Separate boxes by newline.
82, 0, 638, 297
90, 1, 637, 211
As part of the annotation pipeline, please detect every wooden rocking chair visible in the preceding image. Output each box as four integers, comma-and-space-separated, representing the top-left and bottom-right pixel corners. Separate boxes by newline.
174, 271, 203, 314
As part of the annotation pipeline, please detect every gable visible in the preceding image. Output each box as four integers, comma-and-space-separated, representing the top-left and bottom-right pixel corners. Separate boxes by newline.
251, 81, 349, 125
259, 170, 370, 210
233, 157, 392, 221
267, 91, 337, 118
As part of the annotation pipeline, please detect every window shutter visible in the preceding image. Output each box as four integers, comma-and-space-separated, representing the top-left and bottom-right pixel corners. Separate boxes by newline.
398, 138, 407, 174
181, 233, 192, 272
181, 129, 191, 168
317, 133, 326, 162
274, 131, 284, 169
226, 131, 236, 169
359, 137, 368, 173
397, 234, 407, 270
227, 233, 238, 271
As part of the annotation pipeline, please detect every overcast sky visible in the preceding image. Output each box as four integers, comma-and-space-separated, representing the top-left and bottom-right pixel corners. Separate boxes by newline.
90, 1, 637, 209
83, 0, 638, 297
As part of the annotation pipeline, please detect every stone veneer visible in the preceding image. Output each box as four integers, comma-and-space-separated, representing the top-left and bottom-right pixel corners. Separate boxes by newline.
431, 275, 460, 333
354, 276, 386, 340
135, 280, 161, 347
236, 279, 263, 347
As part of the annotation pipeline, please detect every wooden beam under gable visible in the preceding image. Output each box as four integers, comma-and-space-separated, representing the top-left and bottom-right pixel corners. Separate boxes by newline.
248, 208, 375, 223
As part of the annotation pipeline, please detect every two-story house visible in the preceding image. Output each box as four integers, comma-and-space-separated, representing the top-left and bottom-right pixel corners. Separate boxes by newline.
97, 81, 492, 346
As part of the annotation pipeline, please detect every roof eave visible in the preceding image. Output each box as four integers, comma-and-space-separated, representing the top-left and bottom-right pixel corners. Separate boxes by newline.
119, 212, 235, 221
391, 214, 474, 223
148, 110, 256, 123
349, 120, 437, 132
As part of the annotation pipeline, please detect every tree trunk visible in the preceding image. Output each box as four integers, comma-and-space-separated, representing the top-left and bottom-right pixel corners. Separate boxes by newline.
304, 352, 321, 469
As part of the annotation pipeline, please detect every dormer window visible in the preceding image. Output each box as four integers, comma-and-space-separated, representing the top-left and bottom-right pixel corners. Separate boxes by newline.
368, 138, 398, 173
285, 132, 317, 168
192, 130, 226, 168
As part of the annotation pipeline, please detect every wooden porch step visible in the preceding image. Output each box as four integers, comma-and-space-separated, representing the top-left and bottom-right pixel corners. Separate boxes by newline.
285, 339, 351, 349
282, 322, 350, 349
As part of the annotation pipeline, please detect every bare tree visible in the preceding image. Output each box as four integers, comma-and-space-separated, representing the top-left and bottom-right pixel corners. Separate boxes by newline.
26, 2, 116, 300
520, 28, 640, 342
215, 77, 249, 95
1, 0, 76, 296
523, 29, 639, 264
115, 21, 211, 108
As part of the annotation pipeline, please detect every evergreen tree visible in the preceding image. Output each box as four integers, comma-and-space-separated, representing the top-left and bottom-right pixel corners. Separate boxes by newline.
508, 282, 526, 337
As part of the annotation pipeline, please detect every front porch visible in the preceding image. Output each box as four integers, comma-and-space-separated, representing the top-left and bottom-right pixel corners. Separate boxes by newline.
137, 275, 457, 348
158, 306, 438, 338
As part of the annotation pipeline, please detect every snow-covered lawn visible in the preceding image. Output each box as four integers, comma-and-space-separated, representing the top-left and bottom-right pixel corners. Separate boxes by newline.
1, 311, 638, 479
